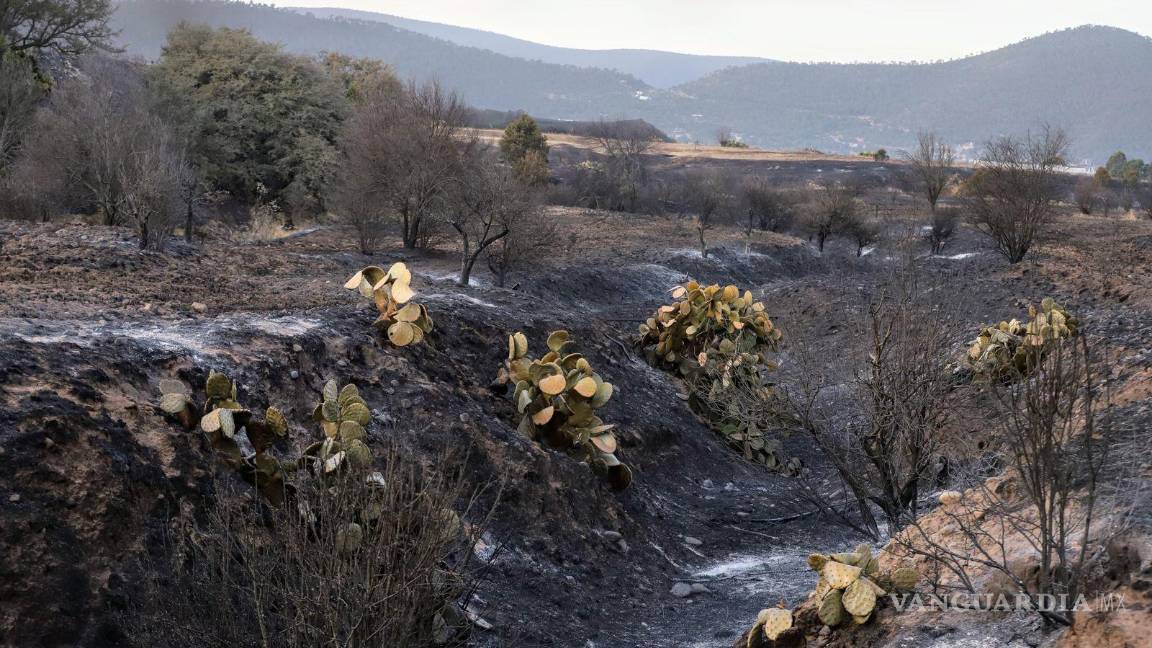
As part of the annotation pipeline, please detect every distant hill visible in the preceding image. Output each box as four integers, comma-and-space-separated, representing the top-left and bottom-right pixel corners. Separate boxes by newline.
111, 0, 650, 118
289, 6, 770, 88
111, 2, 1152, 163
651, 25, 1152, 162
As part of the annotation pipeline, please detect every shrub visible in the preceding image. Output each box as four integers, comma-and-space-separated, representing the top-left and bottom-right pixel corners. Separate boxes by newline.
742, 178, 796, 233
965, 127, 1069, 263
345, 263, 434, 347
500, 114, 548, 166
966, 298, 1078, 381
494, 330, 631, 490
147, 372, 493, 646
637, 281, 795, 471
126, 443, 483, 648
927, 207, 958, 254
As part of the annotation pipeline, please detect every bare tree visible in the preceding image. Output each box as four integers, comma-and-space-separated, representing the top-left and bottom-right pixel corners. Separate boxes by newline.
901, 131, 955, 213
0, 53, 41, 172
448, 146, 541, 286
805, 180, 859, 253
966, 126, 1069, 263
927, 207, 958, 254
783, 266, 961, 537
1072, 177, 1098, 215
17, 56, 182, 249
1, 152, 63, 220
844, 214, 882, 256
173, 148, 204, 243
742, 177, 795, 233
120, 122, 185, 250
485, 203, 554, 289
332, 80, 470, 251
673, 169, 733, 258
588, 119, 656, 213
894, 336, 1111, 627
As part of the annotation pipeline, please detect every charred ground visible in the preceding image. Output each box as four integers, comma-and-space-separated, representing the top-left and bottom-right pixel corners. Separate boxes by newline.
1, 201, 1150, 648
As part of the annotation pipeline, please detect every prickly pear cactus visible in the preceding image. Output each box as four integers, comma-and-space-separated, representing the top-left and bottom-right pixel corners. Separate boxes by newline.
157, 370, 294, 504
495, 330, 631, 490
803, 546, 921, 631
748, 607, 793, 643
637, 280, 796, 473
301, 380, 375, 477
740, 545, 922, 641
345, 263, 433, 347
967, 298, 1078, 380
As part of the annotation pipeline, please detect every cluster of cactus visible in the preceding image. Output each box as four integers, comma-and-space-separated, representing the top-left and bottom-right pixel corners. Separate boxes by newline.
966, 298, 1078, 380
637, 281, 793, 472
495, 330, 631, 490
158, 370, 293, 503
805, 545, 919, 628
638, 281, 782, 379
719, 420, 802, 475
300, 380, 375, 477
158, 371, 380, 504
345, 263, 434, 347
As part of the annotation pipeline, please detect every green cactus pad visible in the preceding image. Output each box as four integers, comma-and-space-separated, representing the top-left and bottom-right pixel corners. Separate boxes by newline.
818, 589, 846, 626
842, 578, 878, 617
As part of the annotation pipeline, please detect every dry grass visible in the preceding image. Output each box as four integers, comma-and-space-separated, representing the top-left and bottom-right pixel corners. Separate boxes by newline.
473, 129, 886, 163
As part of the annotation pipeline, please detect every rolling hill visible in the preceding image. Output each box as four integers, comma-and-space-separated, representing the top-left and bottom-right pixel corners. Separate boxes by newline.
289, 6, 770, 88
112, 0, 650, 118
656, 25, 1152, 162
112, 2, 1152, 162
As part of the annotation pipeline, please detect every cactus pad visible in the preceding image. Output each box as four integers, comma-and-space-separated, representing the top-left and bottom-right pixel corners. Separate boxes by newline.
758, 608, 792, 641
891, 567, 920, 592
842, 578, 877, 617
822, 561, 862, 589
818, 589, 846, 627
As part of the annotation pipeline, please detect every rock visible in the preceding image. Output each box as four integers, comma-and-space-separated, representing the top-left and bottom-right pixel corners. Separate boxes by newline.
601, 530, 623, 542
292, 343, 303, 353
290, 370, 300, 379
689, 583, 710, 595
702, 479, 714, 489
670, 582, 693, 598
9, 494, 20, 503
684, 536, 703, 547
191, 302, 207, 313
616, 540, 630, 554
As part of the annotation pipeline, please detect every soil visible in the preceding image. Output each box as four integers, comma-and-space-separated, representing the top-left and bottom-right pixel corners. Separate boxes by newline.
1, 203, 1150, 648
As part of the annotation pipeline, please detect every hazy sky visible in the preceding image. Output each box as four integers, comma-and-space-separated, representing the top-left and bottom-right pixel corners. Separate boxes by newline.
269, 0, 1151, 62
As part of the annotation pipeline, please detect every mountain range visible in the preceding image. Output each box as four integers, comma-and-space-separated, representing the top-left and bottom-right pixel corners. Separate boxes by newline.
288, 7, 771, 88
112, 1, 1152, 162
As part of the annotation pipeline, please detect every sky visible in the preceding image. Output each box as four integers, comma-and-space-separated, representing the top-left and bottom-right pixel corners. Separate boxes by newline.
268, 0, 1152, 62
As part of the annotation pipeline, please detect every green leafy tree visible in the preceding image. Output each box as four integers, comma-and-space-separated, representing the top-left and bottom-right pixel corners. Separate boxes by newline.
149, 25, 346, 212
319, 51, 400, 103
500, 114, 548, 166
1093, 166, 1111, 188
0, 0, 114, 57
1121, 159, 1147, 187
1105, 151, 1127, 180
